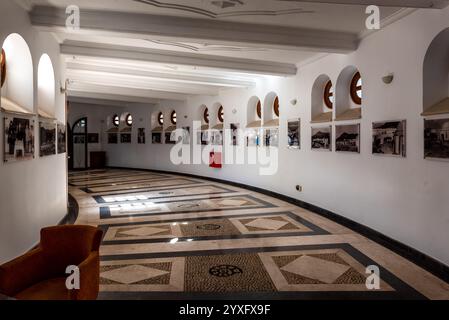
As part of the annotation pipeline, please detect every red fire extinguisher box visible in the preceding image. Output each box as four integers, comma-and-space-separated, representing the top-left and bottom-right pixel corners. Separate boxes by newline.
209, 151, 222, 168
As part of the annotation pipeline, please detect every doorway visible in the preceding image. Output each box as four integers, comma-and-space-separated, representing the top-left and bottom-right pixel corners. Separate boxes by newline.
71, 117, 88, 170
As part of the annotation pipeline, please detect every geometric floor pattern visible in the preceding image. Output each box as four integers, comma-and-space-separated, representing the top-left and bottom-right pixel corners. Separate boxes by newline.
69, 169, 449, 300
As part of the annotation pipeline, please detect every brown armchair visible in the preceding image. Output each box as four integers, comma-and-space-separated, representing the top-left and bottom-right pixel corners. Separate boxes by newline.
0, 225, 103, 300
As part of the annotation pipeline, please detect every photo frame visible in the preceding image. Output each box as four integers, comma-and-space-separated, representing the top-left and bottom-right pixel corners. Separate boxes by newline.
4, 114, 35, 162
57, 123, 66, 154
336, 124, 360, 153
39, 121, 56, 157
287, 119, 300, 149
311, 126, 332, 151
138, 128, 146, 144
424, 118, 449, 160
372, 120, 406, 157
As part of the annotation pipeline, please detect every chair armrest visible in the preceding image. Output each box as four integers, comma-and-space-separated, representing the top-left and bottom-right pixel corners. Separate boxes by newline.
0, 248, 48, 297
69, 252, 100, 300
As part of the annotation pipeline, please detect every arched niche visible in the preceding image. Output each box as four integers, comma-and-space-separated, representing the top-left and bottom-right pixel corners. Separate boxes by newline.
335, 65, 362, 121
211, 102, 223, 130
1, 33, 34, 113
263, 92, 279, 127
119, 112, 132, 133
422, 28, 449, 116
311, 74, 333, 123
246, 96, 262, 128
106, 114, 119, 134
198, 104, 209, 130
37, 54, 56, 118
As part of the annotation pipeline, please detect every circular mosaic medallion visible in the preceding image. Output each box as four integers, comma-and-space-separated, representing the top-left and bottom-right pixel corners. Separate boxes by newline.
197, 224, 221, 230
177, 203, 200, 208
209, 265, 243, 278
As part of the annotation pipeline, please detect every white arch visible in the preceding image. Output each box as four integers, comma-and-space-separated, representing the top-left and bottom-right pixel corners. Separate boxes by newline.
1, 33, 33, 112
37, 54, 56, 117
247, 96, 261, 125
311, 74, 331, 121
263, 91, 278, 124
335, 65, 360, 118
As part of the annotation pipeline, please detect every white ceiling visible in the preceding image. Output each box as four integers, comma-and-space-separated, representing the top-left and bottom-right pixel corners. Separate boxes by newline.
14, 0, 444, 105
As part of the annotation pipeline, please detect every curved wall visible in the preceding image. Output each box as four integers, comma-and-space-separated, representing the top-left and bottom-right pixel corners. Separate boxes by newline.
71, 8, 449, 266
0, 1, 67, 263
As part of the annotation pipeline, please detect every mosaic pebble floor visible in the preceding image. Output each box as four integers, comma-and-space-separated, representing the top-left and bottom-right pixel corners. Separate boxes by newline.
69, 169, 449, 300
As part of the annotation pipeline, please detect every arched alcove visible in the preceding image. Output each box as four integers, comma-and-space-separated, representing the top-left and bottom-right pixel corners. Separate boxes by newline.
119, 112, 132, 143
1, 33, 34, 113
151, 111, 163, 144
263, 92, 279, 127
211, 102, 223, 145
311, 74, 333, 123
246, 96, 262, 128
335, 65, 362, 121
165, 109, 177, 144
37, 54, 55, 118
422, 27, 449, 116
106, 114, 119, 144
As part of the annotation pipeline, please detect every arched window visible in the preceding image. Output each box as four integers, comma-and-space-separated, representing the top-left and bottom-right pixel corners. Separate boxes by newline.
256, 100, 262, 119
273, 96, 279, 117
171, 111, 177, 124
1, 49, 6, 88
158, 112, 164, 125
350, 72, 362, 105
218, 106, 224, 122
204, 108, 209, 124
113, 114, 119, 127
324, 80, 334, 109
126, 114, 133, 126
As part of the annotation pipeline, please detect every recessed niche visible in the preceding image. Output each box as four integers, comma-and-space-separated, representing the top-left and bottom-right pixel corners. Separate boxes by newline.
106, 114, 119, 133
120, 113, 132, 133
1, 33, 34, 114
311, 74, 333, 123
422, 27, 449, 116
151, 111, 164, 132
37, 54, 56, 119
211, 102, 224, 130
335, 66, 362, 121
246, 96, 262, 129
263, 92, 280, 128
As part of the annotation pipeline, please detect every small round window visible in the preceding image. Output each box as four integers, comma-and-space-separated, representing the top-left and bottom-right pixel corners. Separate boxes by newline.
204, 108, 209, 124
126, 114, 133, 126
158, 112, 164, 126
113, 114, 119, 127
350, 72, 362, 105
1, 49, 6, 88
171, 111, 177, 125
324, 80, 334, 109
218, 106, 224, 123
273, 96, 280, 117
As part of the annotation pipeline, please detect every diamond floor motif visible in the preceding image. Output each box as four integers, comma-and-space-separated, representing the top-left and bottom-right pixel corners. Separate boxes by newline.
245, 218, 288, 231
101, 265, 169, 284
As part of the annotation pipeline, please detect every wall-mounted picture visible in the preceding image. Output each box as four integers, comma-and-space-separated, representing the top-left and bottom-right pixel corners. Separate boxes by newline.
424, 118, 449, 160
246, 129, 260, 147
264, 128, 279, 147
311, 126, 332, 150
121, 133, 131, 143
336, 124, 360, 153
230, 123, 239, 146
182, 126, 190, 145
88, 133, 99, 144
211, 130, 223, 146
4, 115, 34, 162
372, 121, 406, 157
197, 131, 209, 145
152, 132, 162, 144
287, 119, 300, 149
138, 128, 145, 144
57, 123, 66, 154
39, 121, 56, 157
165, 132, 176, 144
108, 133, 118, 144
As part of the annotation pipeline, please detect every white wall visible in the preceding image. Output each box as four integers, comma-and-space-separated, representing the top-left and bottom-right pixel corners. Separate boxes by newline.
70, 8, 449, 266
0, 1, 67, 263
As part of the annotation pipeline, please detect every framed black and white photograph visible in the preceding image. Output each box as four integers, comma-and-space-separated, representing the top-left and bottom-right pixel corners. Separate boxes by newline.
39, 121, 56, 157
424, 118, 449, 160
138, 128, 145, 144
152, 132, 162, 144
121, 133, 131, 143
88, 133, 99, 144
230, 123, 239, 146
287, 119, 300, 149
4, 115, 34, 162
246, 129, 260, 147
182, 126, 190, 145
108, 133, 118, 144
311, 126, 332, 151
264, 128, 279, 147
211, 130, 223, 146
372, 121, 406, 157
165, 132, 176, 144
57, 123, 66, 154
336, 124, 360, 153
